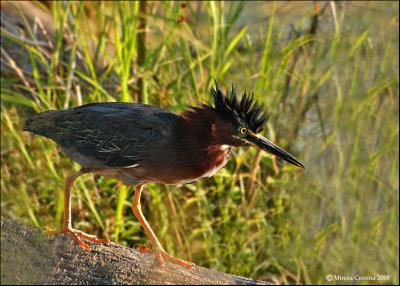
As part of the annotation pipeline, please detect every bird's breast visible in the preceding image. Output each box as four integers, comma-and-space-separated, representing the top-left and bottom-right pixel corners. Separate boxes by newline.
171, 145, 232, 185
124, 145, 232, 185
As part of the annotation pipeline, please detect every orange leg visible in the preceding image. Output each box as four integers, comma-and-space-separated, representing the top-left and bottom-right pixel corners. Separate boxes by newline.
132, 184, 194, 268
44, 169, 111, 249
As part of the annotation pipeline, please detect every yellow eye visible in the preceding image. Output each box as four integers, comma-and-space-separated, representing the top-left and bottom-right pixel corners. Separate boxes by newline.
239, 127, 247, 135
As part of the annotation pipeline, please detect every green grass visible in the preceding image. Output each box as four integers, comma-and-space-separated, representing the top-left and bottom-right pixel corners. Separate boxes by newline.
1, 1, 399, 284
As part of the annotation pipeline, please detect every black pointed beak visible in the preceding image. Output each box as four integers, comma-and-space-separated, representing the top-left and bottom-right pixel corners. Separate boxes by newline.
245, 132, 306, 169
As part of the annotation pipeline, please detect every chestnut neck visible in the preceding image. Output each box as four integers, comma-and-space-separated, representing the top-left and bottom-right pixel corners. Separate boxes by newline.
178, 107, 226, 149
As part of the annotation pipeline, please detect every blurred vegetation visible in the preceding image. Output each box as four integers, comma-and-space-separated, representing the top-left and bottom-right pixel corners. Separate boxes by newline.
1, 1, 398, 284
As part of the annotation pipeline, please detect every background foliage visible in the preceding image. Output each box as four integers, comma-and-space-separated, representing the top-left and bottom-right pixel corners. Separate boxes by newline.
1, 1, 398, 284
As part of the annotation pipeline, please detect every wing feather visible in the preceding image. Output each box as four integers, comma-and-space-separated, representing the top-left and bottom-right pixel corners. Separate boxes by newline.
27, 102, 181, 167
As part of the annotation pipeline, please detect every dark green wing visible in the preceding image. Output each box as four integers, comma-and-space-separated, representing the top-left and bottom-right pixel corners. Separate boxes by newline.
24, 102, 182, 167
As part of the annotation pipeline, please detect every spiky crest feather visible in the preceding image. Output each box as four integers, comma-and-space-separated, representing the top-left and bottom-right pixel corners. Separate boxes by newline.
210, 80, 270, 133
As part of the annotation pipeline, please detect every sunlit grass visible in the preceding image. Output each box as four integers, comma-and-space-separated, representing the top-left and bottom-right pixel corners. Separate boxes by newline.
1, 1, 398, 284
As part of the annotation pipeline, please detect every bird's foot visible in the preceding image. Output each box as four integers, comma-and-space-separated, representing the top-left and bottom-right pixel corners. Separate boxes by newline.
156, 249, 195, 268
137, 246, 194, 268
44, 227, 111, 250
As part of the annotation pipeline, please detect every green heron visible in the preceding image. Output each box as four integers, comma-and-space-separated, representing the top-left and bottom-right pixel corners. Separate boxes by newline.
24, 80, 305, 268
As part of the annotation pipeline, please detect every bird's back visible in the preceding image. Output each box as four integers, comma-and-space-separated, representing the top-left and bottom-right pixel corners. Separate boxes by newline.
24, 102, 182, 172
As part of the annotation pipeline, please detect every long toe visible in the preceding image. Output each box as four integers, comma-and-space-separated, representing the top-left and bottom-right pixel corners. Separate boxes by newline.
157, 250, 195, 269
43, 228, 110, 250
73, 229, 111, 244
